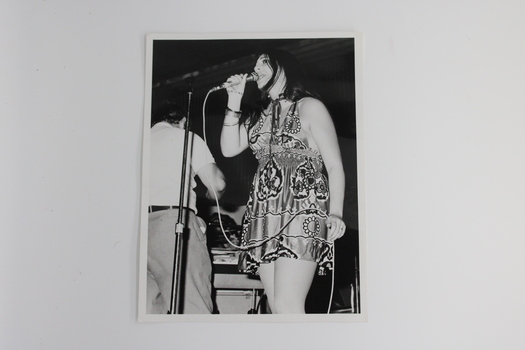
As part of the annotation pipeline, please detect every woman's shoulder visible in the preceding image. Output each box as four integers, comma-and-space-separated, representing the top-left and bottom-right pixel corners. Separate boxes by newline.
297, 96, 322, 107
296, 97, 329, 120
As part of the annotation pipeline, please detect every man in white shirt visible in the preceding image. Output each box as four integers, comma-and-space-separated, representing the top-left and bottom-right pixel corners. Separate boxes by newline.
147, 104, 226, 314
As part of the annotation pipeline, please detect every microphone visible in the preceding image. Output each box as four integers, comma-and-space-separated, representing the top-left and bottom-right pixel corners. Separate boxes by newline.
209, 72, 259, 92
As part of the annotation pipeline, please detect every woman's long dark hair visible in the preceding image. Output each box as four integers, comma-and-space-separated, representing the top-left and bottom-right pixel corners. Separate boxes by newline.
245, 49, 319, 130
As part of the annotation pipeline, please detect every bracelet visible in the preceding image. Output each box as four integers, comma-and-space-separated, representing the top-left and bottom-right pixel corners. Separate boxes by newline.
226, 107, 241, 113
225, 107, 241, 118
223, 121, 240, 127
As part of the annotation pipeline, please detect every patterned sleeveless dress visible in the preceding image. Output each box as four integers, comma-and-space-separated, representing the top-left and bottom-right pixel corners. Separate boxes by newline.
238, 100, 334, 275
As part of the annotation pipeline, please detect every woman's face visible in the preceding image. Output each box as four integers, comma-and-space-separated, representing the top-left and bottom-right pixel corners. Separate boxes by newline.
254, 54, 287, 96
253, 54, 274, 90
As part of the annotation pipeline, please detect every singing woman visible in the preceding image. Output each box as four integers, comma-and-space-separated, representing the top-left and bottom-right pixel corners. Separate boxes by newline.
220, 49, 346, 314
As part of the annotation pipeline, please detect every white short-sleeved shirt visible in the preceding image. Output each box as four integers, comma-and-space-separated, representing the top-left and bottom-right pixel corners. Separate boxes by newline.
149, 122, 215, 212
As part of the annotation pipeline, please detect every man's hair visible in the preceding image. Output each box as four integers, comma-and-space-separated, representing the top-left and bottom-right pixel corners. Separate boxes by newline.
151, 103, 186, 127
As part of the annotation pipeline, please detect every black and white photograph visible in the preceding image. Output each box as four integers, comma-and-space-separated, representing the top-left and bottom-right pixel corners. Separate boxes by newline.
138, 32, 366, 321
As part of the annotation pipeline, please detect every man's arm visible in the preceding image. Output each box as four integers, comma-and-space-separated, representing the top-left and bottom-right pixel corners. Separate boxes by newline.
196, 163, 226, 201
190, 132, 226, 202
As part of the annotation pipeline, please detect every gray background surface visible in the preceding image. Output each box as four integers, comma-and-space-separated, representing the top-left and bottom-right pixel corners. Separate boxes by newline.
2, 0, 524, 349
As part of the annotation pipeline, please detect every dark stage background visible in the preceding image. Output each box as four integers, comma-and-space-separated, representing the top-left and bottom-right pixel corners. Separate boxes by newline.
149, 37, 360, 313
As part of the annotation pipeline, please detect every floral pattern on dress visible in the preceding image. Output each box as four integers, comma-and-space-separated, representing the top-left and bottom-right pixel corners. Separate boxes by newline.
283, 110, 301, 134
278, 134, 307, 150
290, 157, 329, 201
256, 157, 283, 202
302, 216, 321, 237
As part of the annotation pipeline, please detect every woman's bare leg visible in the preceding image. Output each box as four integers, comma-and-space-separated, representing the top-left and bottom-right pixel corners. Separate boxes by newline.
257, 261, 275, 313
273, 258, 317, 314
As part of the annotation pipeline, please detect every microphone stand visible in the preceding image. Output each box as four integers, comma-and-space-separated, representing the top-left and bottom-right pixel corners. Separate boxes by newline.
168, 77, 195, 314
